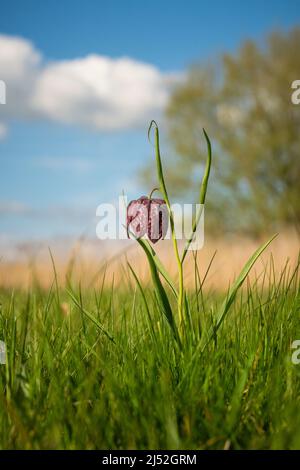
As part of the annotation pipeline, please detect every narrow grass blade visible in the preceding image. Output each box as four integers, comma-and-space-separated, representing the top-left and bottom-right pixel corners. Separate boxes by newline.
199, 128, 212, 205
67, 288, 115, 343
127, 262, 157, 341
179, 234, 277, 389
200, 234, 278, 352
48, 248, 60, 306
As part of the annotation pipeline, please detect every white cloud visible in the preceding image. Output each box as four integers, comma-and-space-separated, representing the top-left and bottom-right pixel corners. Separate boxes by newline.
0, 34, 177, 132
32, 55, 171, 130
0, 35, 40, 80
0, 34, 41, 119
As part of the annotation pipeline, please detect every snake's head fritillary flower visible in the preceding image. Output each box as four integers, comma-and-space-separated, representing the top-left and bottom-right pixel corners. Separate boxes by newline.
127, 195, 168, 243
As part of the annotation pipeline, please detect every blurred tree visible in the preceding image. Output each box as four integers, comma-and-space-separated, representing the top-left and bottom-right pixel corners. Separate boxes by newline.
158, 28, 300, 234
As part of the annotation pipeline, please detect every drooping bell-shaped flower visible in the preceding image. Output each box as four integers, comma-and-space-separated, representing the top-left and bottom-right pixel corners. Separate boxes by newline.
127, 195, 168, 243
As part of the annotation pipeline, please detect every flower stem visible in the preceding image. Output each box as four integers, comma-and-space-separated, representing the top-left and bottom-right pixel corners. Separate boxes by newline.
148, 187, 160, 199
150, 121, 185, 337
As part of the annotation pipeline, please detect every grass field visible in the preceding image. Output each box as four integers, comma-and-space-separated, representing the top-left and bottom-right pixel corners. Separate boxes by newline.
0, 252, 299, 450
0, 125, 299, 450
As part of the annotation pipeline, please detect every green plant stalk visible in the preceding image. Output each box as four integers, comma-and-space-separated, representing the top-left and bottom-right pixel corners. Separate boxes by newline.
151, 124, 212, 334
150, 121, 185, 334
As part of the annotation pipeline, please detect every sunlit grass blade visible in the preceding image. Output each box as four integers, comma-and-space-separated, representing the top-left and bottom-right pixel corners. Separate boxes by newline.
200, 233, 278, 352
179, 234, 278, 389
48, 248, 60, 306
199, 128, 212, 205
67, 288, 115, 343
127, 262, 157, 342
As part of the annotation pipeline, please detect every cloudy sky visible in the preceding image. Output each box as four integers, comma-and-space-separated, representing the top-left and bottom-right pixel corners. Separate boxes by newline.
0, 0, 299, 241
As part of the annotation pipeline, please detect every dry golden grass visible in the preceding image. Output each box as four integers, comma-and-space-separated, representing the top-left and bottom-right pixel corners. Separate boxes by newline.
0, 230, 298, 291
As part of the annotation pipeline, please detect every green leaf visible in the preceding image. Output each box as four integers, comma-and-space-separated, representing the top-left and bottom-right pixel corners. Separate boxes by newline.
135, 237, 181, 346
199, 128, 212, 205
148, 120, 171, 209
137, 238, 178, 298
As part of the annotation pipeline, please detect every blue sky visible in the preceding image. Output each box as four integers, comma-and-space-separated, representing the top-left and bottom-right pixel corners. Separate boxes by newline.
1, 0, 299, 68
0, 0, 299, 241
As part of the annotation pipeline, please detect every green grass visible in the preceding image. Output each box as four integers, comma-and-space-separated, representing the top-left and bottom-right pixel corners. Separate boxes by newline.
0, 257, 299, 450
0, 124, 299, 449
